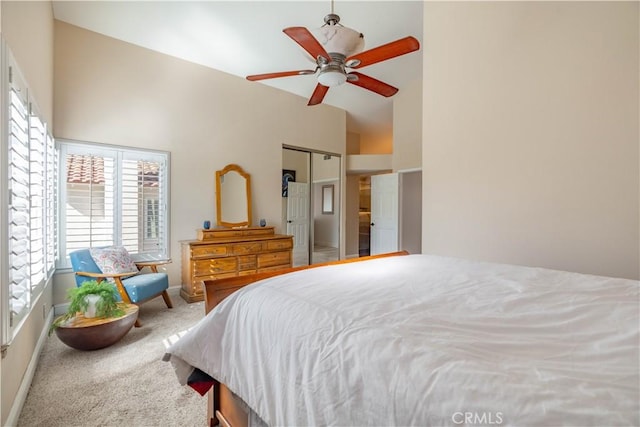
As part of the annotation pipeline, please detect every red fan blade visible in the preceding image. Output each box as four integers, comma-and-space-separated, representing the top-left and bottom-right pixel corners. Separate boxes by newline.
283, 27, 331, 62
307, 84, 330, 106
347, 72, 398, 97
346, 36, 420, 69
246, 70, 315, 81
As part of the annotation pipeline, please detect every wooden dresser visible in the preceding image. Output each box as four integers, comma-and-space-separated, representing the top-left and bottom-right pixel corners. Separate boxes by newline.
180, 226, 293, 303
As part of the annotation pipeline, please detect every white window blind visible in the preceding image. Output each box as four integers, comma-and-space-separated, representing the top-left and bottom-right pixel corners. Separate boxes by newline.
45, 133, 57, 276
58, 142, 169, 267
121, 157, 167, 254
3, 49, 58, 344
64, 153, 115, 254
7, 65, 31, 330
29, 111, 46, 295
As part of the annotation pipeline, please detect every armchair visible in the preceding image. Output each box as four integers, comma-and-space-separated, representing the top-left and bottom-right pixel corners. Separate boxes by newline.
69, 247, 173, 327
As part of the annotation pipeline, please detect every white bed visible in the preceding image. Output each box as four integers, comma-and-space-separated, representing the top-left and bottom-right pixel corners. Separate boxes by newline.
165, 253, 639, 426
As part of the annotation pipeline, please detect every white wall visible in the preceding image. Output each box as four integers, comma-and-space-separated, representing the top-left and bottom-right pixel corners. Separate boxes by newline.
422, 2, 639, 279
53, 21, 346, 302
393, 77, 422, 172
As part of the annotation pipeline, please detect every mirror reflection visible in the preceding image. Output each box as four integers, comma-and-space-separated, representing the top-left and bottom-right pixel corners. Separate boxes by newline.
215, 164, 252, 227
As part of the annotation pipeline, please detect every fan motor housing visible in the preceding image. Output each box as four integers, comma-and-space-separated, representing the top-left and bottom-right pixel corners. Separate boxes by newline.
317, 53, 348, 87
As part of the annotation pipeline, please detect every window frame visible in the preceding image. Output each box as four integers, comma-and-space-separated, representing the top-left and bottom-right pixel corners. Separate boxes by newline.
57, 140, 171, 270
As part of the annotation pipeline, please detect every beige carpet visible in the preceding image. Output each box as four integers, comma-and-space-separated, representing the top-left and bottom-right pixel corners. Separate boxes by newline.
17, 287, 208, 427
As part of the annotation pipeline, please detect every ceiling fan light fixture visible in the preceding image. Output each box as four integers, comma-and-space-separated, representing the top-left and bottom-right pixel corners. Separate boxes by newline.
311, 23, 365, 58
246, 6, 421, 107
317, 69, 347, 87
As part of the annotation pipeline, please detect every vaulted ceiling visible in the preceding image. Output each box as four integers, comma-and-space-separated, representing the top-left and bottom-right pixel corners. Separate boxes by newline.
52, 1, 423, 140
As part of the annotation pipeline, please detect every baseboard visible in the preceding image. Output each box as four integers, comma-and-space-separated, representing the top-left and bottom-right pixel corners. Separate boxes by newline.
345, 253, 359, 259
54, 302, 70, 316
5, 308, 54, 426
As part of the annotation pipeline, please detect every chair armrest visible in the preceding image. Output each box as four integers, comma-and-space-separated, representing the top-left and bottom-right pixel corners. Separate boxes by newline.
135, 259, 172, 273
134, 259, 171, 268
75, 271, 139, 279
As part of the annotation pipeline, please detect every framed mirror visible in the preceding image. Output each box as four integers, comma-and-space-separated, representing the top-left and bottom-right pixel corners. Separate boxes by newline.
322, 184, 334, 214
215, 164, 252, 227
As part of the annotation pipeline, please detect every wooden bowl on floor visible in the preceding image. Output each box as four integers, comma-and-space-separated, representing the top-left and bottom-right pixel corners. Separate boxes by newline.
55, 304, 139, 351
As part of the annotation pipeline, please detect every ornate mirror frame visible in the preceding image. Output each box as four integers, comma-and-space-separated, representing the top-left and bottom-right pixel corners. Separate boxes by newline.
215, 164, 252, 228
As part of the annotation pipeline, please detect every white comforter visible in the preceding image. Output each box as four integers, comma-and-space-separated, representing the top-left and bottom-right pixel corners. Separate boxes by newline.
165, 254, 639, 426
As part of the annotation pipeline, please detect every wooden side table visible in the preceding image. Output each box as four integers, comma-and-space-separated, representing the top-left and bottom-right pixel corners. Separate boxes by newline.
54, 304, 139, 351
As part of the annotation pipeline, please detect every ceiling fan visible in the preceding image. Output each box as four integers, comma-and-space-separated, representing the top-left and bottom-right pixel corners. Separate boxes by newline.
246, 9, 420, 106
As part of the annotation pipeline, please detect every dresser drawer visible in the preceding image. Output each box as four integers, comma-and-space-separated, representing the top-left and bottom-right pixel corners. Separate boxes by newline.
238, 255, 257, 270
192, 245, 228, 259
257, 251, 291, 268
266, 239, 293, 251
232, 242, 263, 255
193, 257, 237, 276
193, 272, 237, 284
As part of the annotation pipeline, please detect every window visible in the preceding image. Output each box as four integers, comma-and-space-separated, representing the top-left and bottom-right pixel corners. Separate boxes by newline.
2, 48, 57, 344
145, 199, 160, 239
57, 141, 169, 268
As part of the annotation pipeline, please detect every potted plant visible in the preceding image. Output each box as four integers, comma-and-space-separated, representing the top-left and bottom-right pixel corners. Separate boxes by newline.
49, 280, 126, 334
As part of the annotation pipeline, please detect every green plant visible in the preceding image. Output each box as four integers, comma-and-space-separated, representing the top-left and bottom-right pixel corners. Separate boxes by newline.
49, 280, 126, 334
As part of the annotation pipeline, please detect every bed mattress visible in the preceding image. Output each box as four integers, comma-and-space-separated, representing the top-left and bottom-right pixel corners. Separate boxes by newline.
165, 254, 639, 426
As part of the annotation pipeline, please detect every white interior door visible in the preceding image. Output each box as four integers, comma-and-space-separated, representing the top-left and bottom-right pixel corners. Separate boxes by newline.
286, 181, 310, 266
370, 173, 399, 255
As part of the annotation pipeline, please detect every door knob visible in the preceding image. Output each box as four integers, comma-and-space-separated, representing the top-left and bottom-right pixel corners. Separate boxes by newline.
287, 220, 293, 223
370, 222, 375, 226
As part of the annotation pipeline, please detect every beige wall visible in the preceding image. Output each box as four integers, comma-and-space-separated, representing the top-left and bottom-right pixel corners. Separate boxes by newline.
422, 2, 639, 279
0, 2, 54, 425
1, 1, 53, 123
359, 131, 393, 154
393, 77, 422, 172
53, 20, 346, 299
346, 131, 360, 155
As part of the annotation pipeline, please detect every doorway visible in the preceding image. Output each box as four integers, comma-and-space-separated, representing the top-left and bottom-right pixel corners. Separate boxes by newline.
360, 170, 422, 256
358, 175, 371, 257
283, 147, 341, 266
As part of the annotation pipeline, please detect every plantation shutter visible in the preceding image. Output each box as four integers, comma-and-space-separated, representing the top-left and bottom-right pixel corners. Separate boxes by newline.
3, 46, 58, 345
121, 155, 167, 257
64, 152, 116, 258
29, 110, 46, 294
45, 133, 57, 276
8, 65, 31, 327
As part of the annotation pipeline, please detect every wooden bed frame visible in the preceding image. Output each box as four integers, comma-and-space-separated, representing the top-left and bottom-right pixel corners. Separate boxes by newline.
202, 251, 409, 427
